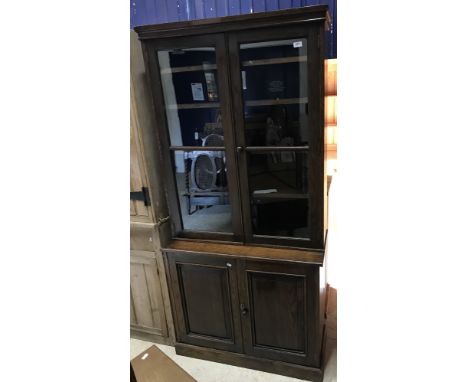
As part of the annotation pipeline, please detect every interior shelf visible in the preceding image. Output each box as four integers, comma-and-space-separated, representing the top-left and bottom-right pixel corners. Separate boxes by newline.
167, 98, 307, 110
245, 97, 308, 107
251, 192, 309, 200
242, 56, 307, 67
160, 63, 217, 74
166, 102, 220, 110
159, 56, 308, 75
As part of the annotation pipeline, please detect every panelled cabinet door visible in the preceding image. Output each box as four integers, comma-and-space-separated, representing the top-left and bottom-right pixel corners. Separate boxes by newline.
237, 260, 321, 367
167, 252, 243, 353
130, 251, 168, 337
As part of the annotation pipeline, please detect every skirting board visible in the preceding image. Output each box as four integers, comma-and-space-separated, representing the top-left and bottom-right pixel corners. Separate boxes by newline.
175, 342, 324, 382
131, 328, 174, 346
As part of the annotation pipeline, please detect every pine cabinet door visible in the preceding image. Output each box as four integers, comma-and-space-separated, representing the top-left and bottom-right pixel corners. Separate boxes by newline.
130, 251, 168, 337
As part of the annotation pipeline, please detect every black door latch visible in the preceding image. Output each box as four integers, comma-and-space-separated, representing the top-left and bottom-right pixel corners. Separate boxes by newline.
130, 187, 151, 206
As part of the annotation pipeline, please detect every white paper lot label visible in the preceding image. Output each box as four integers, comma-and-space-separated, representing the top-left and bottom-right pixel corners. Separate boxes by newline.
191, 83, 205, 101
293, 41, 303, 48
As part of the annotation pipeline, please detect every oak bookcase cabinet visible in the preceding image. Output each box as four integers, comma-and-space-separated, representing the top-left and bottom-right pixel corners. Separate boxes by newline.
135, 6, 329, 381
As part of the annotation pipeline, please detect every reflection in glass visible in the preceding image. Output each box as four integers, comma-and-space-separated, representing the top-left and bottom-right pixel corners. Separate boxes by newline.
247, 152, 309, 238
240, 39, 308, 146
157, 47, 222, 147
172, 150, 232, 233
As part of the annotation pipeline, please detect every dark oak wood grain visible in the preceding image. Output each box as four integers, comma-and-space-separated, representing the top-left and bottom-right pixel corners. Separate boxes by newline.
175, 342, 324, 382
237, 260, 321, 367
227, 23, 327, 249
307, 23, 327, 248
166, 252, 243, 353
135, 6, 330, 380
135, 6, 330, 39
163, 240, 324, 265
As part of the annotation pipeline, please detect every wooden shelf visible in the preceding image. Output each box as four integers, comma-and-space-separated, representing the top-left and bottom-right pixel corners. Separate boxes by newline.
166, 97, 306, 110
160, 63, 217, 74
159, 56, 307, 74
252, 192, 308, 200
167, 102, 220, 110
169, 146, 225, 151
245, 97, 307, 107
242, 56, 307, 67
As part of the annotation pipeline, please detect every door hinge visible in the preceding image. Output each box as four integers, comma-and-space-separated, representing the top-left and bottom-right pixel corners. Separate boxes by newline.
130, 187, 151, 206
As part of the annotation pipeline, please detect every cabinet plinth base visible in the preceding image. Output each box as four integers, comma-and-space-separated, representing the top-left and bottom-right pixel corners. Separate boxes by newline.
130, 328, 174, 346
175, 342, 324, 382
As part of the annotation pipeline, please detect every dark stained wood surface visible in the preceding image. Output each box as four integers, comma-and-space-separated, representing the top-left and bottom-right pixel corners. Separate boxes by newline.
227, 23, 326, 249
307, 23, 327, 248
163, 240, 324, 265
249, 273, 306, 351
166, 252, 243, 353
135, 6, 330, 39
140, 8, 328, 248
175, 342, 324, 382
237, 260, 321, 367
136, 8, 330, 376
179, 264, 234, 339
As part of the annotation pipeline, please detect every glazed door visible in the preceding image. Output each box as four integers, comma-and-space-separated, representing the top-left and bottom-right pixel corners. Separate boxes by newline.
167, 252, 243, 353
237, 260, 321, 367
228, 25, 326, 249
145, 34, 243, 242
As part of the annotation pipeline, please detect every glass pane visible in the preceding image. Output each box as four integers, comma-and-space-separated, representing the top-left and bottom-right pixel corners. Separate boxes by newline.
247, 151, 309, 238
158, 47, 223, 147
172, 150, 232, 233
240, 39, 308, 146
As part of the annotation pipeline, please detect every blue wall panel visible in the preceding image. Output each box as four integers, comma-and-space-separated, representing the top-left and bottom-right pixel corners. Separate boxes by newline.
216, 0, 229, 16
130, 0, 337, 58
240, 0, 253, 14
252, 0, 265, 13
229, 0, 241, 15
265, 0, 279, 12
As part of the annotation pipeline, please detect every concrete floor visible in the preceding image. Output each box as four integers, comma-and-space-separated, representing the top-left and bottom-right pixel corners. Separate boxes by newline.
130, 287, 337, 382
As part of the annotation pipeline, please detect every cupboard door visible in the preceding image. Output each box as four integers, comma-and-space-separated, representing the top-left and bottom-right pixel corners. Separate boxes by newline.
167, 252, 243, 352
228, 25, 326, 249
130, 251, 168, 337
144, 34, 243, 241
237, 260, 321, 367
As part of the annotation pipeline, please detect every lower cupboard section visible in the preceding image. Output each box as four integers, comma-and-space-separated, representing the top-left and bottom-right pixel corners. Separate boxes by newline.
165, 250, 326, 379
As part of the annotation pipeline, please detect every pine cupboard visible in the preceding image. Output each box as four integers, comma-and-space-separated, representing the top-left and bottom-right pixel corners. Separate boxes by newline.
135, 6, 330, 381
130, 31, 175, 344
